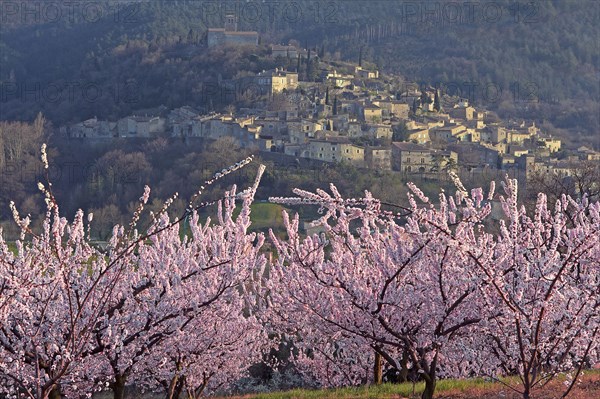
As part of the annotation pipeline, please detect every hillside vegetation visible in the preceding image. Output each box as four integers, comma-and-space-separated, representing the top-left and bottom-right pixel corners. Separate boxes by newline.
0, 0, 598, 144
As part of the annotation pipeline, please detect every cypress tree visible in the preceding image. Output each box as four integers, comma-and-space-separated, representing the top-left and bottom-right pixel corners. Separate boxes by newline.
307, 48, 312, 81
359, 47, 363, 67
333, 95, 338, 115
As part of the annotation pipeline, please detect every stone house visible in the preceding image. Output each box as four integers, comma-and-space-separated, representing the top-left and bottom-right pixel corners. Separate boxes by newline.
70, 117, 115, 138
255, 117, 288, 135
361, 104, 383, 122
447, 142, 499, 169
325, 70, 354, 88
287, 119, 323, 143
191, 114, 254, 140
340, 100, 360, 115
306, 137, 365, 165
331, 114, 351, 131
406, 129, 430, 144
507, 130, 534, 144
391, 142, 429, 173
365, 147, 392, 170
117, 115, 165, 138
354, 66, 379, 79
449, 106, 475, 121
391, 142, 457, 173
538, 138, 561, 153
488, 126, 507, 144
367, 123, 393, 140
207, 14, 258, 47
509, 145, 529, 157
533, 160, 576, 177
270, 44, 305, 59
429, 124, 466, 143
169, 106, 202, 137
254, 69, 298, 95
373, 100, 410, 119
578, 146, 600, 161
348, 121, 366, 138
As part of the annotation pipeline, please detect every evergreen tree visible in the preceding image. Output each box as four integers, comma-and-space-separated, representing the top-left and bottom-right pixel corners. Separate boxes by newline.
420, 90, 428, 107
434, 90, 441, 112
359, 46, 363, 67
333, 96, 338, 115
325, 87, 330, 105
392, 121, 408, 141
306, 48, 312, 81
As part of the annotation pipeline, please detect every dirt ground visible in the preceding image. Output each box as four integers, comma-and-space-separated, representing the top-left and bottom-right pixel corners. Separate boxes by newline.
94, 372, 600, 399
434, 372, 600, 399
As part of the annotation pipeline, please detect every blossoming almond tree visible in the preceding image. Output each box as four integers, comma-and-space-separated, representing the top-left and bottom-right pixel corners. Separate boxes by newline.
0, 152, 119, 398
137, 297, 267, 399
83, 177, 268, 399
267, 181, 495, 399
471, 178, 600, 399
0, 146, 268, 399
268, 176, 600, 399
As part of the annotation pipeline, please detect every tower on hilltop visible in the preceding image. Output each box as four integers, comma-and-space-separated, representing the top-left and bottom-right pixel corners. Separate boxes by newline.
224, 14, 237, 32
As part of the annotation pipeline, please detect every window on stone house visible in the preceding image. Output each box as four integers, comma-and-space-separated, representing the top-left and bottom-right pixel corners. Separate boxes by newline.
421, 158, 425, 163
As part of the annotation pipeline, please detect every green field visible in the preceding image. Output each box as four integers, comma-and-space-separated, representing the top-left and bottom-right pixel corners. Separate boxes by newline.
233, 379, 498, 399
220, 369, 600, 399
243, 202, 326, 238
246, 203, 288, 233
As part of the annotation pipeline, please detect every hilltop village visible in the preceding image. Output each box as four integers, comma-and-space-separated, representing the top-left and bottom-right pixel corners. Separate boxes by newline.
61, 24, 599, 184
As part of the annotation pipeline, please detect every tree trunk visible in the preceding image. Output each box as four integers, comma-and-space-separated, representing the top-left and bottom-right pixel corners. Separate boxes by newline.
421, 378, 436, 399
522, 367, 531, 399
48, 385, 61, 399
398, 349, 409, 383
112, 374, 127, 399
374, 351, 383, 385
166, 375, 179, 399
189, 374, 212, 399
173, 376, 185, 399
420, 362, 437, 399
